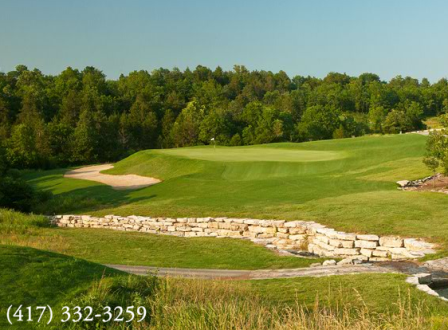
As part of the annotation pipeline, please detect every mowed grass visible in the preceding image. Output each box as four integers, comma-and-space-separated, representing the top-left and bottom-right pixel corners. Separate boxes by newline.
25, 134, 448, 253
158, 146, 344, 162
0, 245, 123, 329
2, 212, 448, 328
3, 244, 448, 330
0, 209, 323, 269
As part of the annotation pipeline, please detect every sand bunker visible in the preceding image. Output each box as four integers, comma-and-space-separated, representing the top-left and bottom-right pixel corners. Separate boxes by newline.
64, 164, 161, 190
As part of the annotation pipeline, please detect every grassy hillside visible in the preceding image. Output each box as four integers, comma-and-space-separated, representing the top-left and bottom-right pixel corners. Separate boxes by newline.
26, 134, 448, 249
2, 211, 448, 329
3, 245, 448, 330
0, 245, 124, 328
0, 209, 323, 269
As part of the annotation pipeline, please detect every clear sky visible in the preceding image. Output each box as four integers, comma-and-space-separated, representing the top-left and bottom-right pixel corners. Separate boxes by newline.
1, 0, 447, 81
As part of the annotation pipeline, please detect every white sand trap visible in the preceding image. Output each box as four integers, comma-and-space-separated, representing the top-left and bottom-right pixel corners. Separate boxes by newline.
64, 164, 161, 190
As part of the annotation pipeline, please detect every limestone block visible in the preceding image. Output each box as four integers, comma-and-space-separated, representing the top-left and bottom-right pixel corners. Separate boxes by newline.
354, 240, 378, 249
360, 249, 374, 257
177, 218, 188, 223
244, 219, 260, 225
289, 227, 306, 235
176, 226, 192, 232
276, 232, 289, 239
247, 226, 260, 233
187, 218, 197, 223
217, 229, 242, 237
334, 248, 360, 256
258, 233, 275, 239
274, 239, 294, 247
316, 228, 336, 236
272, 220, 286, 227
404, 239, 436, 253
284, 221, 305, 228
372, 250, 389, 258
194, 223, 209, 229
208, 222, 219, 229
352, 256, 369, 262
337, 258, 354, 265
356, 234, 379, 241
328, 239, 354, 248
323, 260, 337, 266
184, 232, 197, 237
389, 248, 424, 259
231, 224, 248, 231
264, 227, 276, 234
243, 231, 257, 239
379, 236, 404, 248
334, 232, 357, 241
259, 220, 273, 227
396, 180, 410, 187
197, 217, 212, 223
391, 254, 407, 260
315, 240, 335, 251
315, 235, 329, 244
218, 222, 232, 230
289, 234, 306, 241
307, 223, 326, 234
277, 228, 289, 233
191, 228, 204, 232
369, 257, 390, 262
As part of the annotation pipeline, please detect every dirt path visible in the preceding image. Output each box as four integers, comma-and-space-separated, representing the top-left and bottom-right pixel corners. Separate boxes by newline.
106, 263, 400, 280
64, 164, 161, 190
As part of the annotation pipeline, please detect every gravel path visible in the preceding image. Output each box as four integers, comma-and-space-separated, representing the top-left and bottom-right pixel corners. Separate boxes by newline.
106, 263, 399, 280
64, 164, 161, 190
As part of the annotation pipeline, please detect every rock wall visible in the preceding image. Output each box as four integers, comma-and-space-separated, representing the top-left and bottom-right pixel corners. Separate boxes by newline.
52, 215, 436, 262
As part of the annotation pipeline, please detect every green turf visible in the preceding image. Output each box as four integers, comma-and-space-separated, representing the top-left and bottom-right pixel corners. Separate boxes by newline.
2, 245, 447, 330
0, 209, 324, 269
0, 245, 123, 329
157, 146, 344, 162
25, 134, 448, 254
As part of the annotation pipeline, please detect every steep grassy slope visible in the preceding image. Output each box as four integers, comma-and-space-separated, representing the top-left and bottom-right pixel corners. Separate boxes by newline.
1, 211, 448, 329
0, 245, 124, 328
0, 209, 322, 269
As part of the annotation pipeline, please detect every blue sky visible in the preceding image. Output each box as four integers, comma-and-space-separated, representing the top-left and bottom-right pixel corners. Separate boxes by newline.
1, 0, 447, 81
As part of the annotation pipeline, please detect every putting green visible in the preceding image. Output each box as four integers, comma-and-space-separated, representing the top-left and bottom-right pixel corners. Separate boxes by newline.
156, 147, 344, 162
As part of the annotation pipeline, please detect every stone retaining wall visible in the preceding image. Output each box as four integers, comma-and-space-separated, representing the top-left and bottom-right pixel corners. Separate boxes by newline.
52, 215, 436, 262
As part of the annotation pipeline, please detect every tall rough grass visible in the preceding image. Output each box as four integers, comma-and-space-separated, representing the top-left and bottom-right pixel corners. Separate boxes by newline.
147, 278, 447, 330
0, 208, 49, 234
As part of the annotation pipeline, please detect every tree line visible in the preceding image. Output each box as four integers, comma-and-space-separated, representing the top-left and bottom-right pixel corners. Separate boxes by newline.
1, 64, 447, 169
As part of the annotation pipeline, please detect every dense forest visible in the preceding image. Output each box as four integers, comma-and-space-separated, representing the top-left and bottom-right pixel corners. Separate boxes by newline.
0, 64, 447, 169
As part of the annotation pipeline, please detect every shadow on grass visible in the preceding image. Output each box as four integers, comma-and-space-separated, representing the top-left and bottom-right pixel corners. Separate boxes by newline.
35, 185, 156, 215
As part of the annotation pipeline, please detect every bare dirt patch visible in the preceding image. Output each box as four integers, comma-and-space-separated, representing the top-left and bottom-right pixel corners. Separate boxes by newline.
400, 174, 448, 194
64, 164, 161, 190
